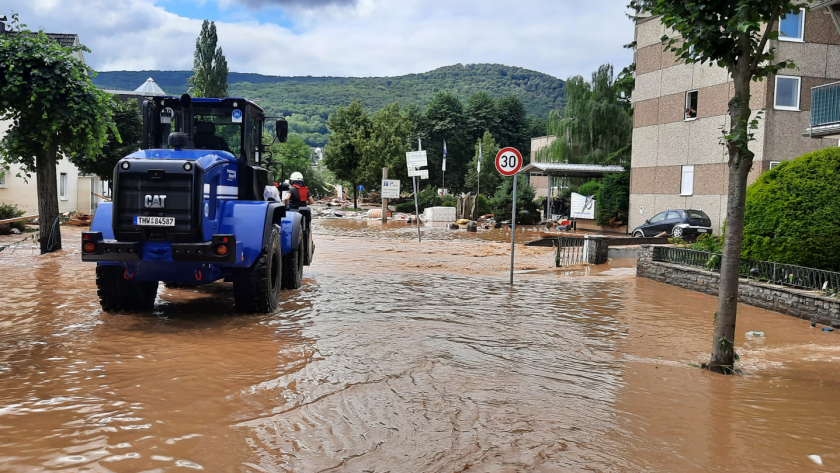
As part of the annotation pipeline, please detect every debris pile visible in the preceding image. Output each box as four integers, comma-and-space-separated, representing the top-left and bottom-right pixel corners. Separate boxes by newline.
66, 212, 93, 226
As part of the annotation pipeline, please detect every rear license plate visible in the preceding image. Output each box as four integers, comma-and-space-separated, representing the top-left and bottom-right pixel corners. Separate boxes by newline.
697, 228, 709, 233
134, 216, 175, 227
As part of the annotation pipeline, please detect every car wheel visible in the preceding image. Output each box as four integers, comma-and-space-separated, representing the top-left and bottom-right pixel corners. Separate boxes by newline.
672, 226, 683, 238
632, 230, 644, 238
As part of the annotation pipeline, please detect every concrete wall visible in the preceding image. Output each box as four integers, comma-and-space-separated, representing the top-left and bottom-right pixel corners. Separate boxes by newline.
637, 245, 840, 327
629, 10, 840, 234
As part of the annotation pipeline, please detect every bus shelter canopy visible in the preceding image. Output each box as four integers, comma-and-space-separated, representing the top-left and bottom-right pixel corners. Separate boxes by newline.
520, 162, 626, 177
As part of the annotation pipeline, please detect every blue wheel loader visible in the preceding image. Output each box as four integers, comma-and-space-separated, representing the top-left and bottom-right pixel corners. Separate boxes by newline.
81, 94, 314, 313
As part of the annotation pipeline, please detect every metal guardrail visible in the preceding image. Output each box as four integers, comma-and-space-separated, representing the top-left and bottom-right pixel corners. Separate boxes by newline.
655, 246, 840, 293
555, 236, 605, 267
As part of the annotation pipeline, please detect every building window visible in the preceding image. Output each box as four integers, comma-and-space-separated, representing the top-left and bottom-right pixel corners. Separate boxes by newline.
684, 90, 698, 120
680, 165, 694, 196
769, 161, 782, 169
779, 9, 805, 42
774, 75, 801, 110
0, 172, 5, 188
59, 173, 67, 199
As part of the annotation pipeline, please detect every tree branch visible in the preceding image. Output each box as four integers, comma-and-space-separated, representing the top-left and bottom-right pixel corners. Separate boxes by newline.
750, 0, 785, 73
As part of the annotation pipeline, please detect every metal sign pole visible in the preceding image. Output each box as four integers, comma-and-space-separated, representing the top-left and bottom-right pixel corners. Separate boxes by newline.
413, 176, 421, 242
414, 140, 423, 242
510, 174, 517, 285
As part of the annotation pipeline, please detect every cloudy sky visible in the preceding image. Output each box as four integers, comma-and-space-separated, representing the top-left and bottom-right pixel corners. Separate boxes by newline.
2, 0, 635, 79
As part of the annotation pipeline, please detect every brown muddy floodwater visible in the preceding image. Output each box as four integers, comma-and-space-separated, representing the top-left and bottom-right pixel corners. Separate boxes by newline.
1, 218, 839, 472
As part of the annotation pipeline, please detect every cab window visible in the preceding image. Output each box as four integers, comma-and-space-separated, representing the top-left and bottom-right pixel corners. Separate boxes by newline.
193, 113, 241, 156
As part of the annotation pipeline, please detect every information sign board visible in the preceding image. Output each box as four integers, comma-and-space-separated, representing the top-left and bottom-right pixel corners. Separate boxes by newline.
381, 179, 401, 198
406, 150, 428, 168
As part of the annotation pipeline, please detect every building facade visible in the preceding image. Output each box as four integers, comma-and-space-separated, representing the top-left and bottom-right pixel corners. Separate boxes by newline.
528, 135, 557, 199
630, 5, 840, 233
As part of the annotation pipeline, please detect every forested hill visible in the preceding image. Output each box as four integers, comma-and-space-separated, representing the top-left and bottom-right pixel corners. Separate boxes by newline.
93, 64, 564, 147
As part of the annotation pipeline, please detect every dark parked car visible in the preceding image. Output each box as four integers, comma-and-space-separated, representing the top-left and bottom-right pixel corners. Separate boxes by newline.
632, 209, 713, 238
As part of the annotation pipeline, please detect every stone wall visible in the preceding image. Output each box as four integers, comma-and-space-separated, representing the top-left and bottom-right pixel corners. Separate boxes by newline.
637, 245, 840, 327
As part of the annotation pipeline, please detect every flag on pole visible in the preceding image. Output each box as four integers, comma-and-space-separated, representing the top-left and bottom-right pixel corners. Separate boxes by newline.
442, 140, 447, 172
478, 142, 482, 172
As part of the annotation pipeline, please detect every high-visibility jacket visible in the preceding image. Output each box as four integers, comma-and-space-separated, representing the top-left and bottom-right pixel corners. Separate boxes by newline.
289, 184, 309, 208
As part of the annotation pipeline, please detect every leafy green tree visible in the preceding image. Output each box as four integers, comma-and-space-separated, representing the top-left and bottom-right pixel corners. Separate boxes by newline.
323, 100, 371, 208
423, 92, 468, 192
544, 64, 632, 165
0, 15, 116, 253
494, 95, 529, 154
70, 98, 141, 182
266, 136, 330, 197
490, 174, 540, 224
630, 0, 805, 374
594, 170, 630, 226
464, 131, 502, 197
356, 102, 412, 190
465, 92, 499, 143
188, 20, 229, 98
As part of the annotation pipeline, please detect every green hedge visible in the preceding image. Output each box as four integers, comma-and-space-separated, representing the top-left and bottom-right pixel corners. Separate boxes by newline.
742, 147, 840, 271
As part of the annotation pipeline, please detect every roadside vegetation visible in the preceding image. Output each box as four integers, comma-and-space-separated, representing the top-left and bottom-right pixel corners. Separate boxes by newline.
742, 148, 840, 272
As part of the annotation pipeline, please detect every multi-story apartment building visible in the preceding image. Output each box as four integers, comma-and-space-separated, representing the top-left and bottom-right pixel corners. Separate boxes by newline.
630, 3, 840, 233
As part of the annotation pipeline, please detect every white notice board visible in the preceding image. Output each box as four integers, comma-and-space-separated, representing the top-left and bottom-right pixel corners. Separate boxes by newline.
570, 192, 597, 219
381, 179, 401, 198
405, 151, 428, 168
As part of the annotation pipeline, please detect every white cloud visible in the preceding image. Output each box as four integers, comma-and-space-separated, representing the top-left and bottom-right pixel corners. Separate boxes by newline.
2, 0, 635, 79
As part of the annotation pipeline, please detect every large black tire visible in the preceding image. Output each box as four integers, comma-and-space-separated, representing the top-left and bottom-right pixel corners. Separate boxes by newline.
282, 229, 304, 290
304, 228, 315, 266
96, 265, 158, 312
233, 228, 282, 313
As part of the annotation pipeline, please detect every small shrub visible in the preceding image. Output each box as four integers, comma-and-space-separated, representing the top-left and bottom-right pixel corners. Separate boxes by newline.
0, 203, 26, 232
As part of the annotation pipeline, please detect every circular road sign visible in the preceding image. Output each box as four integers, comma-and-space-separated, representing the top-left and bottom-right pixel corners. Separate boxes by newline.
357, 184, 364, 191
495, 147, 523, 176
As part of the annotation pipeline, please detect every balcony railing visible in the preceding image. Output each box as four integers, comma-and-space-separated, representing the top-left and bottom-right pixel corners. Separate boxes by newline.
808, 81, 840, 137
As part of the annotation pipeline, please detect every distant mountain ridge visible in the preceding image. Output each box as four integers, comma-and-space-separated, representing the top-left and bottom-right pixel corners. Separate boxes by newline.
93, 64, 565, 147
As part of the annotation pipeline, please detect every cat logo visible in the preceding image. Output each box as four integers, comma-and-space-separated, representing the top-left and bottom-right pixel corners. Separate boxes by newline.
144, 195, 167, 208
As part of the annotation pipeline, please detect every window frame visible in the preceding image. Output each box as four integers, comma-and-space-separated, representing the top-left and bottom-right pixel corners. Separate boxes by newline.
774, 75, 801, 111
59, 173, 68, 200
684, 90, 699, 121
680, 165, 695, 196
779, 8, 805, 43
769, 161, 782, 169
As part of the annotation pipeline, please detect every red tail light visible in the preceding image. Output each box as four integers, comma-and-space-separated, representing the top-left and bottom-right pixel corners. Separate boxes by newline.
83, 242, 97, 253
214, 244, 229, 256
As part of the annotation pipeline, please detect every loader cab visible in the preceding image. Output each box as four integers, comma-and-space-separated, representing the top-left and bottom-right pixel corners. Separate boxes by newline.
140, 95, 281, 201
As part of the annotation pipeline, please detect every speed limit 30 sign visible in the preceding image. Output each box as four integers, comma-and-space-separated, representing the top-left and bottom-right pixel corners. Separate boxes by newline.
495, 147, 523, 176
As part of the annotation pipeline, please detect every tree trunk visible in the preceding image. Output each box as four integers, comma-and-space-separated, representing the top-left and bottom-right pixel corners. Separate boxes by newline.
35, 146, 62, 254
353, 184, 358, 209
709, 59, 754, 374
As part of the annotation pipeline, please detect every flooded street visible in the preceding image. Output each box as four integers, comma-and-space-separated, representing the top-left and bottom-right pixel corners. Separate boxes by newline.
1, 219, 839, 471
